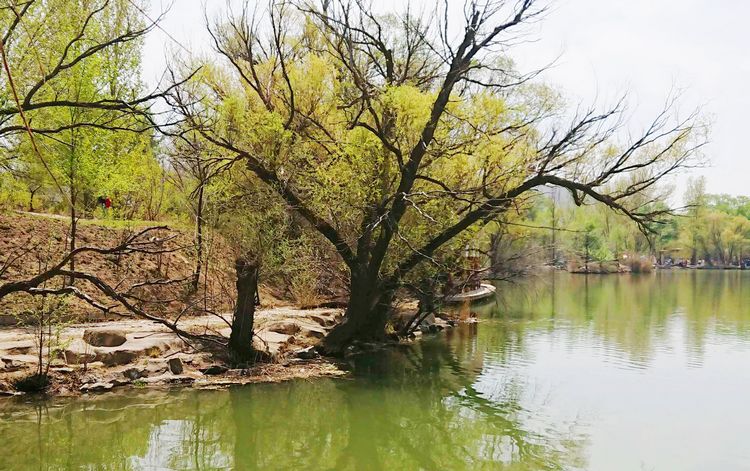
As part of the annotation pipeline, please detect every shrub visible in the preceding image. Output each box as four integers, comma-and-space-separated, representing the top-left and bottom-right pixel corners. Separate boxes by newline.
13, 374, 51, 393
627, 258, 654, 273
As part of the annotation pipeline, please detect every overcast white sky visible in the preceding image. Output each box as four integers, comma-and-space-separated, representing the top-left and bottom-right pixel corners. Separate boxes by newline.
144, 0, 749, 197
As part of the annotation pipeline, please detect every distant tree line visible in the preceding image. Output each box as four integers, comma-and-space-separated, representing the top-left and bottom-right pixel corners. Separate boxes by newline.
510, 176, 750, 268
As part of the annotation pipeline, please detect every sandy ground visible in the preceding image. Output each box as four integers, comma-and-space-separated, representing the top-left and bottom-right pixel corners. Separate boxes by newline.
0, 307, 347, 396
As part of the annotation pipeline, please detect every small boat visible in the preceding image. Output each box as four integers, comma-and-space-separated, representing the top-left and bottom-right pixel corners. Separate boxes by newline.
444, 283, 497, 304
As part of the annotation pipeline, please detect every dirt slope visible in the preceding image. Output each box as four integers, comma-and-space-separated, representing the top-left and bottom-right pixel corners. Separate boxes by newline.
0, 212, 243, 324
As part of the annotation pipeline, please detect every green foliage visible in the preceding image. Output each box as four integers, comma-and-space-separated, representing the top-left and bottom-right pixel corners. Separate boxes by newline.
14, 295, 72, 380
0, 0, 165, 220
519, 175, 750, 268
0, 170, 26, 209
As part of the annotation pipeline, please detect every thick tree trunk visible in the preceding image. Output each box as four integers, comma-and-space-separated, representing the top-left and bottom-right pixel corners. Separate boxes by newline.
323, 269, 395, 354
228, 257, 259, 361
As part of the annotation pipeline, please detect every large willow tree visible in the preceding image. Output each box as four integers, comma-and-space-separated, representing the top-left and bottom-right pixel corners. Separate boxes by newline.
171, 0, 706, 352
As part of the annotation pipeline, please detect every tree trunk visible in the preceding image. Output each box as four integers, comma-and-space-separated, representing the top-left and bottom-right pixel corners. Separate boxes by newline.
323, 268, 394, 354
228, 257, 259, 360
28, 186, 39, 212
68, 201, 77, 286
191, 185, 204, 292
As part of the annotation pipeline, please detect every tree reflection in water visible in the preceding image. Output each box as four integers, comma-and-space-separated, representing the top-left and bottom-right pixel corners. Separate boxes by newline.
5, 272, 750, 470
0, 323, 587, 470
3, 271, 746, 469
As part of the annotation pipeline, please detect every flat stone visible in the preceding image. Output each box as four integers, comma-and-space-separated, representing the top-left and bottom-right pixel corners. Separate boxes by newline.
64, 349, 96, 365
122, 368, 146, 380
80, 382, 113, 393
418, 313, 437, 328
201, 365, 228, 376
95, 350, 137, 366
91, 334, 179, 367
308, 315, 336, 328
167, 357, 183, 375
0, 380, 15, 396
83, 329, 127, 347
80, 375, 98, 385
293, 346, 319, 360
0, 357, 24, 372
143, 374, 195, 385
50, 367, 75, 374
299, 326, 326, 340
255, 331, 292, 344
5, 344, 33, 355
266, 321, 301, 335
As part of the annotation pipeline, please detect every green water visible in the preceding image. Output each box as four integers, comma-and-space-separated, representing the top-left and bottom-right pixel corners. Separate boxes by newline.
2, 271, 749, 470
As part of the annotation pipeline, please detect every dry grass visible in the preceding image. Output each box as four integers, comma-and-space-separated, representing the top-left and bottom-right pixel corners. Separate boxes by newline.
0, 212, 235, 323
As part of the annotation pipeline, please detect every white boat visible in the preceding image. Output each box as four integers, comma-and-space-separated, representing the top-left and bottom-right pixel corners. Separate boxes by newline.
444, 283, 497, 303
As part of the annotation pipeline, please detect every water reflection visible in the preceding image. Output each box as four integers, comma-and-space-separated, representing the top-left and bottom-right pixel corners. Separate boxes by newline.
477, 271, 750, 369
0, 326, 586, 470
2, 271, 749, 470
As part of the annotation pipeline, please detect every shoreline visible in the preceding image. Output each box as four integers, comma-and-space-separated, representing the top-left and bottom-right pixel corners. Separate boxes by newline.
0, 305, 459, 398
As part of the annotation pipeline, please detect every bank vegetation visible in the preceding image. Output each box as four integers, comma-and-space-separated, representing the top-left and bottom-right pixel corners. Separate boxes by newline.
0, 0, 710, 392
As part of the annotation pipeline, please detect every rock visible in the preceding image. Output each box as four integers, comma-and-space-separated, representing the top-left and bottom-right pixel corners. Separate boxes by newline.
293, 346, 319, 360
167, 357, 184, 375
96, 350, 137, 366
94, 334, 180, 367
6, 344, 33, 355
0, 357, 24, 372
122, 368, 146, 380
255, 331, 292, 344
63, 350, 96, 365
266, 321, 302, 335
143, 374, 195, 385
418, 313, 437, 328
167, 376, 195, 385
201, 365, 228, 376
80, 375, 98, 385
50, 367, 75, 374
419, 324, 439, 334
299, 327, 326, 340
253, 331, 293, 358
83, 329, 127, 347
309, 315, 336, 328
0, 381, 15, 396
80, 382, 113, 393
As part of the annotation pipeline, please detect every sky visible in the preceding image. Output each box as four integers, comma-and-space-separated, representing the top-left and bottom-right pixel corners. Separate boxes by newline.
143, 0, 749, 197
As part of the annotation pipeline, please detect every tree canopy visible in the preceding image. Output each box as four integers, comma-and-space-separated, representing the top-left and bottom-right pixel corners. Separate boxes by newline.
167, 0, 706, 349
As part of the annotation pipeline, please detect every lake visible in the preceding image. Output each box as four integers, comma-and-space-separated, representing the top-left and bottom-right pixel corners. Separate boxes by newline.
1, 271, 749, 470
